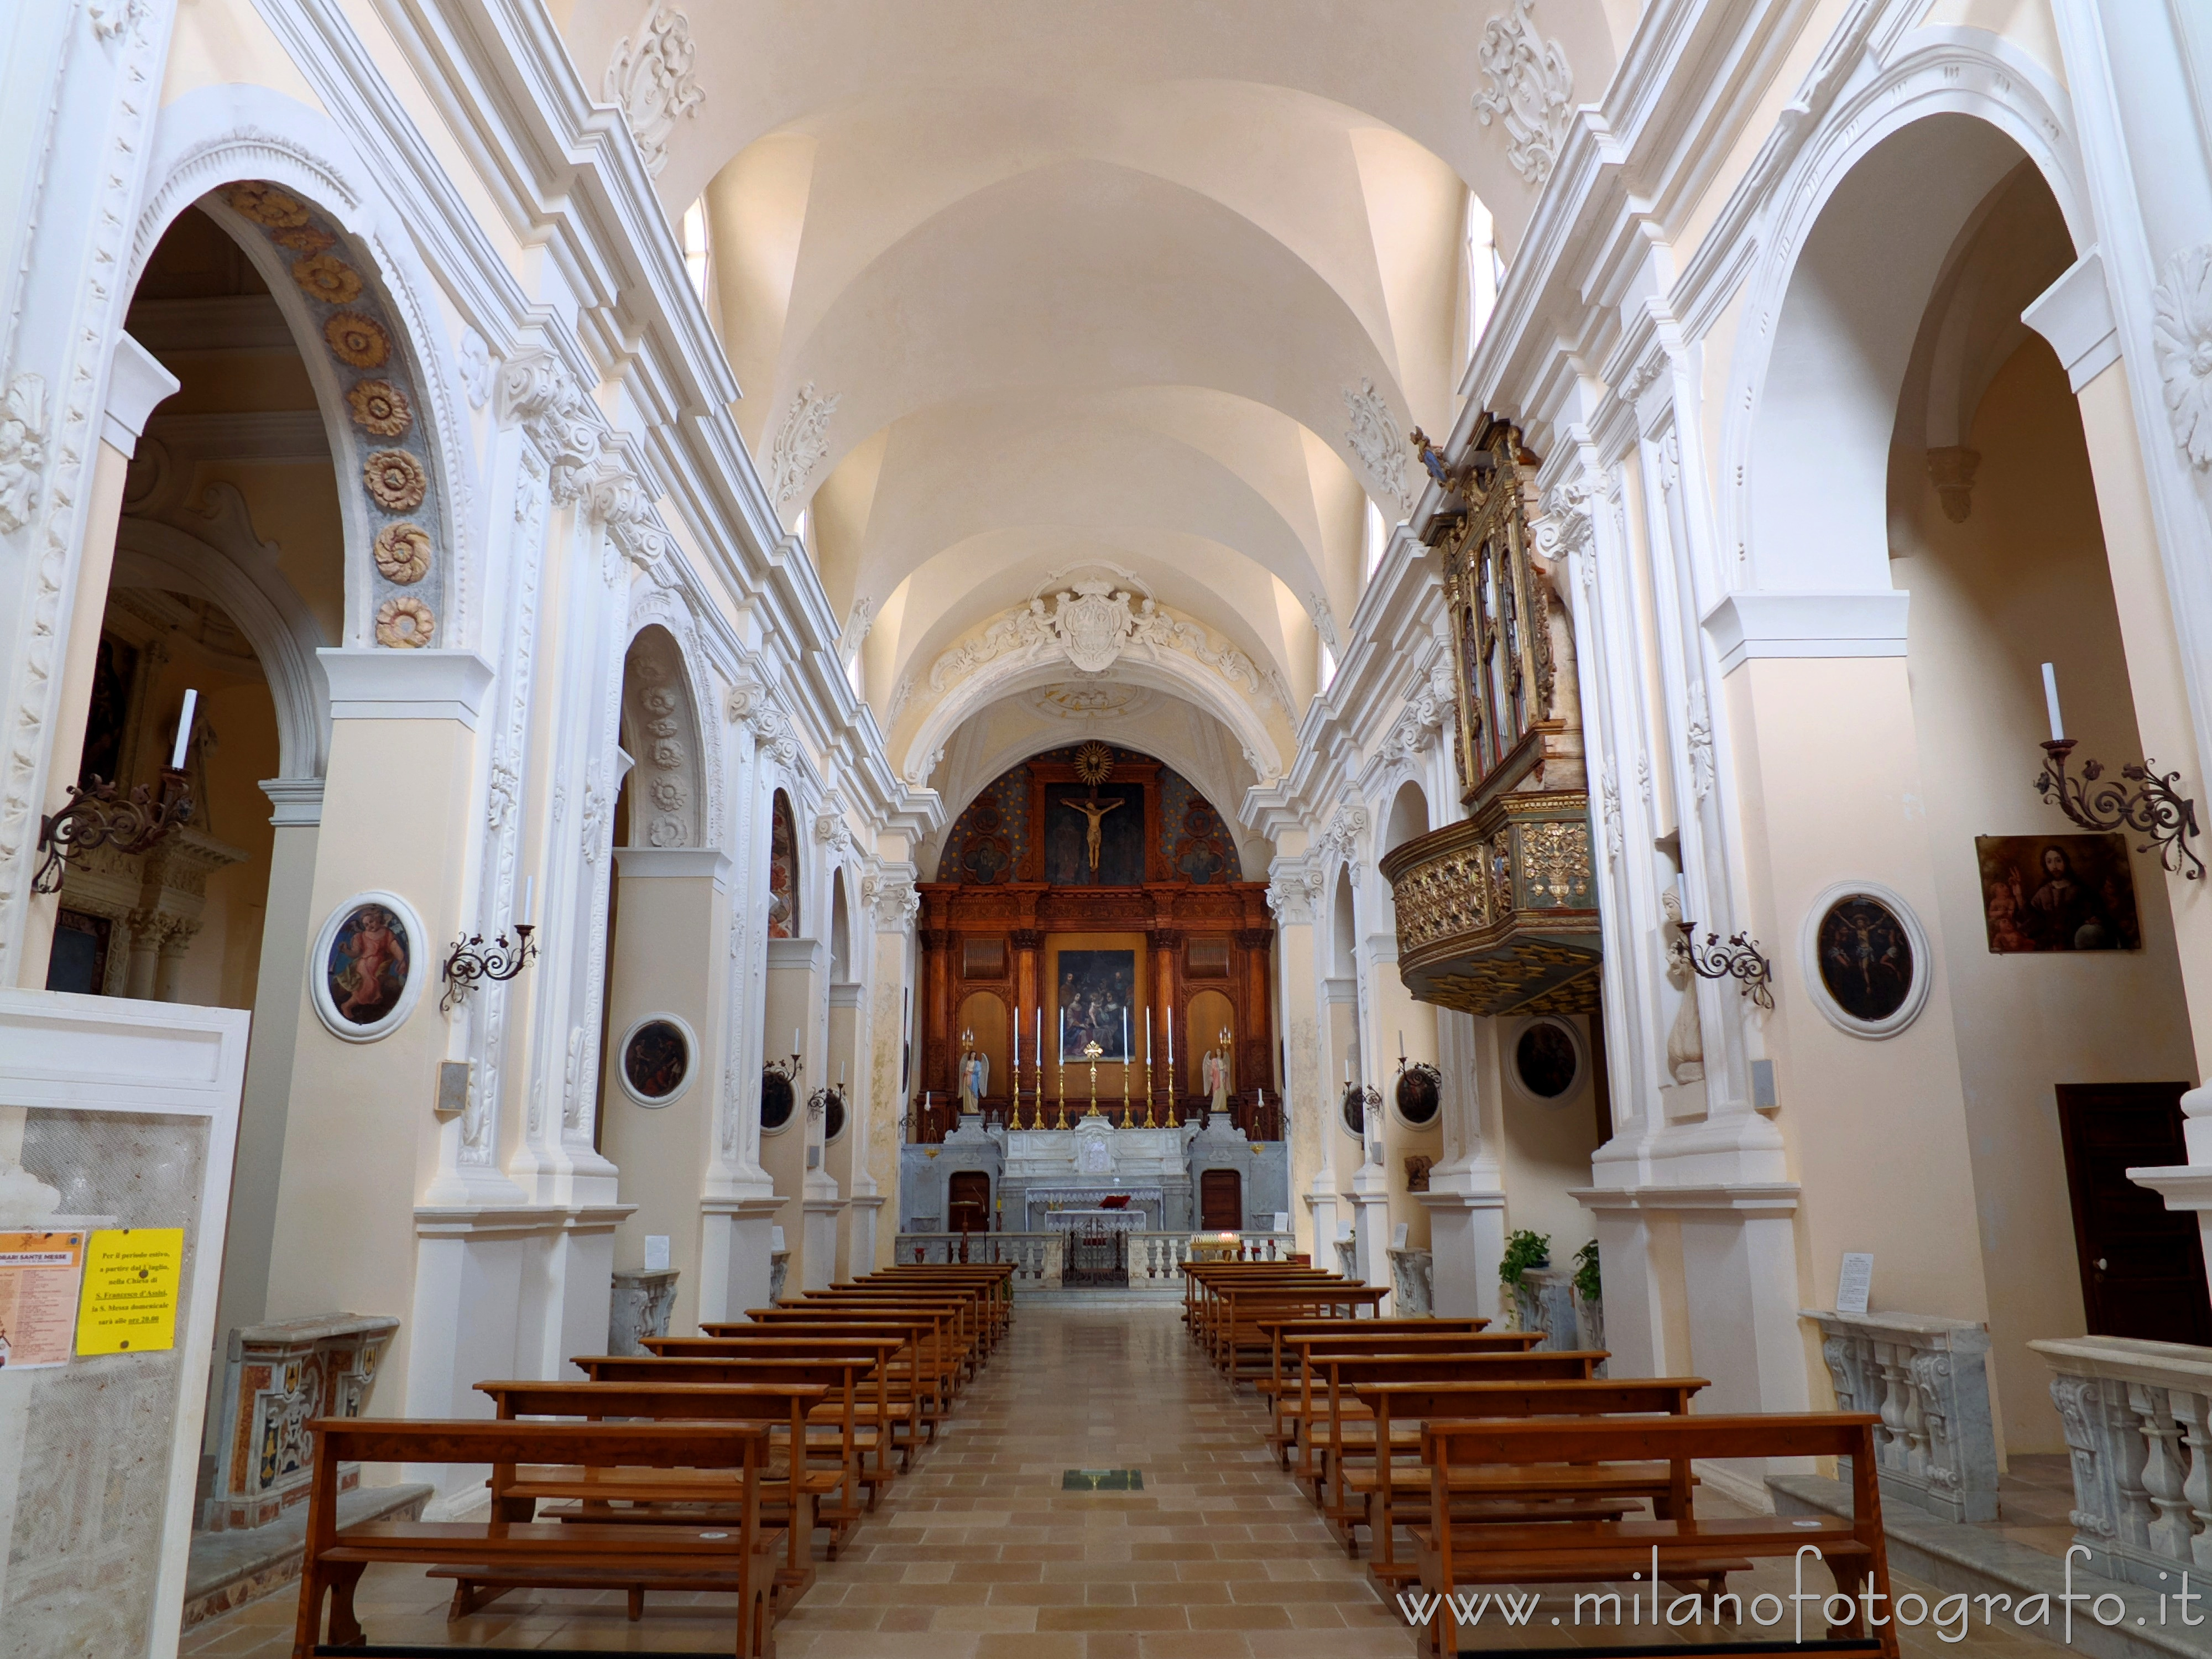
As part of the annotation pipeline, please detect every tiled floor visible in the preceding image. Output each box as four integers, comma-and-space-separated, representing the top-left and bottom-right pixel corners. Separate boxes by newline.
186, 1297, 2068, 1657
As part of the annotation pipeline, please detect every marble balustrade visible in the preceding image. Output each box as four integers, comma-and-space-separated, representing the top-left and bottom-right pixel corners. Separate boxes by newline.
2031, 1335, 2212, 1587
1808, 1309, 1998, 1524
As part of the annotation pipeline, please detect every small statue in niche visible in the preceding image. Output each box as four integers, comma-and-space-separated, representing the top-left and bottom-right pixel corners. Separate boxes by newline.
1404, 1154, 1433, 1193
957, 1030, 989, 1114
1661, 886, 1705, 1084
1202, 1041, 1231, 1119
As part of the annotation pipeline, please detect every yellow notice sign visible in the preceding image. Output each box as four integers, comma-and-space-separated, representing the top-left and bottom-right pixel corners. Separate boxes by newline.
76, 1228, 184, 1356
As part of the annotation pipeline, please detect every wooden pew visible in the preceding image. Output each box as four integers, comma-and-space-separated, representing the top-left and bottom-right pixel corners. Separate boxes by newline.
291, 1418, 776, 1658
596, 1335, 912, 1486
714, 1310, 967, 1433
476, 1377, 830, 1596
1297, 1349, 1608, 1501
1348, 1375, 1707, 1588
1267, 1331, 1547, 1472
1211, 1284, 1390, 1380
1417, 1413, 1895, 1659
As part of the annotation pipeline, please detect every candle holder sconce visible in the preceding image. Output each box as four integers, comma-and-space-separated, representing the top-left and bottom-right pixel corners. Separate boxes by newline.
32, 767, 194, 895
1673, 916, 1775, 1010
439, 924, 538, 1013
2036, 738, 2204, 880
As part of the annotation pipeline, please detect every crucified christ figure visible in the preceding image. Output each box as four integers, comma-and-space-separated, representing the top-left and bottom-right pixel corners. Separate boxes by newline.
1060, 795, 1124, 875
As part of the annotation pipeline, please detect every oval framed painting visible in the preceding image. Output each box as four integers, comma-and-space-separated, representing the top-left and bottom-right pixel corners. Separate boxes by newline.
310, 890, 427, 1042
760, 1066, 797, 1134
618, 1014, 696, 1108
1393, 1063, 1442, 1129
1800, 880, 1931, 1039
822, 1088, 848, 1143
1507, 1017, 1584, 1105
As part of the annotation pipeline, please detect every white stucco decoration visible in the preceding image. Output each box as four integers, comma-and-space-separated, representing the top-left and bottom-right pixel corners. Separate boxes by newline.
604, 2, 706, 178
1342, 378, 1411, 513
2152, 242, 2212, 469
1472, 0, 1575, 189
1798, 879, 1933, 1041
0, 374, 48, 534
766, 381, 840, 506
309, 890, 430, 1044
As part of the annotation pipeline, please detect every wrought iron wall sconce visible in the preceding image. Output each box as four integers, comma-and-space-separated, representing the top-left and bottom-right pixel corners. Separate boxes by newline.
761, 1052, 801, 1133
807, 1084, 842, 1125
1341, 1082, 1382, 1141
32, 766, 194, 894
2036, 738, 2204, 880
439, 924, 538, 1012
1674, 917, 1776, 1010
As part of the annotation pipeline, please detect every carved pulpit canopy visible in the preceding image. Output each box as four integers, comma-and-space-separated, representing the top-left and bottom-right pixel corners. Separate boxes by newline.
1386, 415, 1597, 1017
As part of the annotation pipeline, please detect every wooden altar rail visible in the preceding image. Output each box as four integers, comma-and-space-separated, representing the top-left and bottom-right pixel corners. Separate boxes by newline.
896, 1230, 1295, 1286
909, 1092, 1281, 1142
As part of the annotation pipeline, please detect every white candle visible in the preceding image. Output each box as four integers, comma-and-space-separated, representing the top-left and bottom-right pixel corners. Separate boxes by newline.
839, 1062, 846, 1088
169, 689, 198, 770
523, 875, 534, 923
793, 1027, 801, 1060
1146, 1008, 1153, 1062
2042, 662, 2065, 742
1121, 1008, 1130, 1060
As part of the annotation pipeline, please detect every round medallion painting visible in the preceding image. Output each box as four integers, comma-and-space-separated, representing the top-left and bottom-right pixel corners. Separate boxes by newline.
1514, 1021, 1580, 1100
1394, 1065, 1441, 1127
311, 891, 426, 1041
622, 1019, 690, 1106
822, 1090, 847, 1142
1815, 894, 1916, 1025
760, 1067, 796, 1132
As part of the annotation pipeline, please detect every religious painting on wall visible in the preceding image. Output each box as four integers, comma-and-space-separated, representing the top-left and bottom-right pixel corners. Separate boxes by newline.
1814, 895, 1917, 1021
79, 633, 138, 788
767, 790, 797, 937
1044, 782, 1144, 885
310, 890, 425, 1041
1057, 950, 1135, 1059
1976, 832, 2142, 953
620, 1017, 692, 1106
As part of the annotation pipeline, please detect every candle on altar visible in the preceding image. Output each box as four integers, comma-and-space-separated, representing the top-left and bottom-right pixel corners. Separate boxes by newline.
1145, 1008, 1153, 1062
1121, 1008, 1130, 1061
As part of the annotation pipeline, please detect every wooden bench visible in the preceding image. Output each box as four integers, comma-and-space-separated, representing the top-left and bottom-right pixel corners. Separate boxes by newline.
596, 1335, 914, 1485
1347, 1376, 1707, 1587
710, 1311, 967, 1434
1209, 1285, 1390, 1378
477, 1377, 830, 1593
1302, 1350, 1608, 1505
1265, 1329, 1543, 1466
1417, 1413, 1894, 1659
291, 1418, 775, 1658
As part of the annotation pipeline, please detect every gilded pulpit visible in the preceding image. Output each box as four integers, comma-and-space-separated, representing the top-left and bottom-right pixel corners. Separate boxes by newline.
1383, 416, 1598, 1015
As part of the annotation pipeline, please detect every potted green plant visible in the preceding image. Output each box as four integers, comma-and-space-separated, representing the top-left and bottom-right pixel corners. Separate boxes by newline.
1498, 1229, 1551, 1334
1572, 1238, 1605, 1353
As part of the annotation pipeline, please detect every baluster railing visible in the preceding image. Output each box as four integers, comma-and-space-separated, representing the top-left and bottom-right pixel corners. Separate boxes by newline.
2032, 1337, 2212, 1586
1807, 1310, 1997, 1524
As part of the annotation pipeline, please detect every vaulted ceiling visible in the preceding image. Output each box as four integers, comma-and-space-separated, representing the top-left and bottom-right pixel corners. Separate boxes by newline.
555, 0, 1627, 825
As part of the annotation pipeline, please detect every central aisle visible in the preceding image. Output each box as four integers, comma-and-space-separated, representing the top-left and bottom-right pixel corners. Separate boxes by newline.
774, 1292, 1411, 1658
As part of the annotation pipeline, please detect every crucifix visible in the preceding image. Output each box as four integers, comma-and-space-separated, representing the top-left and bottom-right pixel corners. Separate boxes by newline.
1059, 793, 1123, 875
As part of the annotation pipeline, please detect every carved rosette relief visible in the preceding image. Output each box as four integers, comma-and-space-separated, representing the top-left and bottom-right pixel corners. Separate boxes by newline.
2152, 243, 2212, 469
212, 182, 445, 646
623, 629, 702, 851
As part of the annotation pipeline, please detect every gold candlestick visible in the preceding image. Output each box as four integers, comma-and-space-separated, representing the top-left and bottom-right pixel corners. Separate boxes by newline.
1084, 1040, 1102, 1117
1144, 1012, 1156, 1129
1057, 1052, 1068, 1130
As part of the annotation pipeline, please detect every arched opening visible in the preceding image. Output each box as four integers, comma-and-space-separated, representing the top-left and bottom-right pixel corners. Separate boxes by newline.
1383, 779, 1430, 857
598, 626, 717, 1331
1749, 114, 2203, 1458
1328, 866, 1362, 1142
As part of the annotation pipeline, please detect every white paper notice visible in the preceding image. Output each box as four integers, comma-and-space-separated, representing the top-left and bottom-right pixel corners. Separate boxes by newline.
644, 1234, 671, 1271
1836, 1251, 1874, 1316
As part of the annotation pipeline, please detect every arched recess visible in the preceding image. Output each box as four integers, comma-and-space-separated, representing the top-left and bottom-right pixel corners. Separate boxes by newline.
1185, 987, 1237, 1095
830, 870, 853, 983
1383, 779, 1429, 856
768, 790, 800, 938
132, 86, 479, 651
904, 651, 1286, 792
1722, 43, 2086, 593
954, 990, 1009, 1107
620, 625, 705, 849
113, 514, 330, 780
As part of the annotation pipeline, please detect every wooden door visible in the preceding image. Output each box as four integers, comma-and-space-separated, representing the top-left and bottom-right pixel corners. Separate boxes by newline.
947, 1171, 991, 1235
2056, 1083, 2212, 1343
1199, 1168, 1242, 1233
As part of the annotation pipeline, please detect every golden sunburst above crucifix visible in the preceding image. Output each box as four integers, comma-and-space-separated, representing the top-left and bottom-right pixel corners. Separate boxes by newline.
1073, 740, 1115, 787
